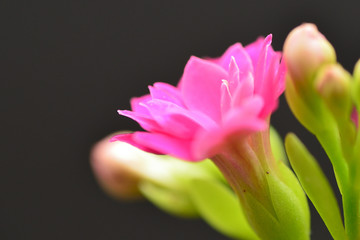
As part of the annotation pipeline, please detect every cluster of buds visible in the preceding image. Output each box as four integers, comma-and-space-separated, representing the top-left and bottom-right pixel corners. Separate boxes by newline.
284, 24, 360, 240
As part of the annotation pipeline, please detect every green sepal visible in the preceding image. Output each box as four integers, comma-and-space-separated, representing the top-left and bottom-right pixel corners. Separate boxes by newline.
244, 164, 310, 240
139, 181, 198, 218
269, 167, 311, 240
270, 126, 289, 166
285, 133, 347, 240
187, 179, 259, 240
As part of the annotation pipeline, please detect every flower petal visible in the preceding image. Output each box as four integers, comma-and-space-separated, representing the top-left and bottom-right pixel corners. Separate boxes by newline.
253, 34, 272, 94
214, 43, 254, 73
110, 133, 160, 154
258, 51, 282, 117
130, 94, 152, 116
143, 99, 218, 139
179, 56, 228, 122
245, 36, 266, 68
231, 73, 255, 107
193, 97, 266, 159
223, 96, 266, 136
221, 80, 232, 117
149, 82, 185, 107
132, 132, 196, 161
193, 127, 226, 159
118, 110, 161, 132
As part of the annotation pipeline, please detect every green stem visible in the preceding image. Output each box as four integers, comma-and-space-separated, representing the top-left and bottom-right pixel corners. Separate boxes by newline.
346, 125, 360, 240
316, 129, 349, 193
317, 125, 360, 240
343, 183, 360, 240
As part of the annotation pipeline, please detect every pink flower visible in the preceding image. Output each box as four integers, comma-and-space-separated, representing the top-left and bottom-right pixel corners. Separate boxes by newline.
112, 35, 285, 161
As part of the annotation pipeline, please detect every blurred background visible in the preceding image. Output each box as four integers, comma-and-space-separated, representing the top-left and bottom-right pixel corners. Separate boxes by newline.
2, 0, 360, 239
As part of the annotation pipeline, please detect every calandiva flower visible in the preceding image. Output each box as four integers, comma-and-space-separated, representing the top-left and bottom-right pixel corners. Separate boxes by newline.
112, 35, 285, 161
111, 34, 311, 240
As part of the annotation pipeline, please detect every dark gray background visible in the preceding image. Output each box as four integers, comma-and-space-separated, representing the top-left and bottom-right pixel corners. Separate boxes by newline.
2, 0, 360, 239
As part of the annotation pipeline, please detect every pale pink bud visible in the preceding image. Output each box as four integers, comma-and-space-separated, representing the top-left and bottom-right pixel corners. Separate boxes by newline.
354, 59, 360, 79
91, 133, 144, 200
315, 64, 352, 119
353, 59, 360, 105
284, 23, 336, 82
315, 64, 351, 100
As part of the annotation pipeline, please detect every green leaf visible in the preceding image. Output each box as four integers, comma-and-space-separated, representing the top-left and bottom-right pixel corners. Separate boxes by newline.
285, 133, 347, 240
139, 181, 198, 218
187, 179, 259, 240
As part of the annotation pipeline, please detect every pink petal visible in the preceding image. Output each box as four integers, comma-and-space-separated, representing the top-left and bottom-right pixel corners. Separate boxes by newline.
253, 34, 272, 94
193, 128, 226, 159
258, 52, 281, 117
143, 99, 218, 139
154, 82, 183, 100
245, 36, 266, 68
111, 132, 196, 160
118, 110, 161, 132
179, 56, 228, 123
132, 132, 197, 161
228, 57, 240, 90
149, 82, 185, 107
222, 96, 266, 136
213, 43, 254, 84
231, 73, 255, 107
193, 114, 264, 160
130, 95, 152, 115
193, 97, 266, 159
110, 133, 161, 154
275, 59, 287, 97
214, 43, 253, 71
221, 80, 232, 117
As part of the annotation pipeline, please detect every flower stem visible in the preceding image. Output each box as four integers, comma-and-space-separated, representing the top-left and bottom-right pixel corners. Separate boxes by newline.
343, 183, 360, 240
316, 129, 349, 193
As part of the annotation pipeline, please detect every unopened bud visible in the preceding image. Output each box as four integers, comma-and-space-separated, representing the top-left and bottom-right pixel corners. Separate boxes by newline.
284, 23, 336, 83
315, 64, 352, 119
353, 59, 360, 105
91, 132, 224, 218
91, 133, 144, 200
316, 64, 351, 99
355, 59, 360, 80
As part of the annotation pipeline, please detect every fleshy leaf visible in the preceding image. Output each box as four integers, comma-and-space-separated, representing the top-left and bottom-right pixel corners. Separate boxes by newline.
285, 133, 346, 240
187, 179, 259, 240
138, 181, 198, 218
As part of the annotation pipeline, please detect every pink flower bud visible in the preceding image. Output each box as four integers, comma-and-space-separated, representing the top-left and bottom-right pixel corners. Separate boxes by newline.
284, 23, 336, 83
315, 64, 352, 121
353, 59, 360, 105
315, 64, 351, 100
91, 133, 144, 200
354, 59, 360, 79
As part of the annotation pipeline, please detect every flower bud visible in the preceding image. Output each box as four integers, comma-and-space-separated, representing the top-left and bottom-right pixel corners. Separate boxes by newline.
355, 59, 360, 80
353, 59, 360, 106
91, 132, 227, 218
91, 133, 144, 200
315, 64, 352, 118
284, 23, 336, 84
